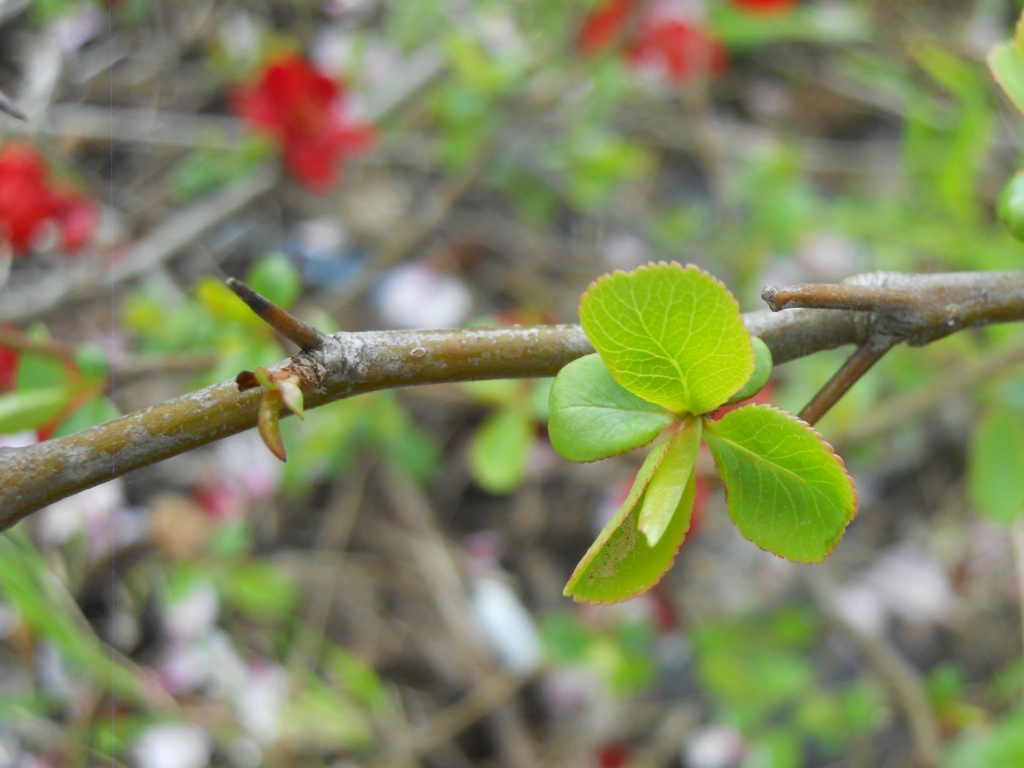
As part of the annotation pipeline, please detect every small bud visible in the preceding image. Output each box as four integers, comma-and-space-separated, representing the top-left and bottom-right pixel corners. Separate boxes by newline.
277, 377, 305, 419
252, 367, 305, 419
257, 390, 287, 462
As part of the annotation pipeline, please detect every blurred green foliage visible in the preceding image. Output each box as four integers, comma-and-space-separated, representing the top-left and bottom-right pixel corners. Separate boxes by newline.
693, 608, 883, 764
4, 0, 1024, 764
541, 610, 658, 695
463, 377, 550, 494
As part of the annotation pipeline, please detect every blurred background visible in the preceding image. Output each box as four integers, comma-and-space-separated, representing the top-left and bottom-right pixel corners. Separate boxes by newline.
1, 0, 1024, 766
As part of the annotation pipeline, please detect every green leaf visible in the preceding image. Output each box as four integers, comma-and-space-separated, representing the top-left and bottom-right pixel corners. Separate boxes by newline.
258, 390, 287, 462
942, 707, 1024, 768
217, 559, 299, 621
723, 336, 773, 406
280, 399, 366, 494
968, 398, 1024, 523
121, 284, 223, 353
468, 407, 534, 494
709, 5, 867, 51
87, 714, 157, 760
73, 344, 111, 380
704, 405, 857, 563
51, 395, 120, 438
279, 670, 375, 752
1017, 10, 1024, 62
639, 417, 701, 547
203, 337, 282, 388
998, 171, 1024, 242
323, 642, 394, 717
548, 353, 675, 462
257, 368, 306, 420
246, 252, 303, 309
367, 392, 441, 483
444, 33, 521, 94
563, 129, 652, 211
693, 608, 821, 729
540, 613, 593, 663
988, 41, 1024, 117
565, 441, 696, 603
15, 329, 67, 392
194, 276, 263, 326
0, 531, 151, 705
529, 378, 553, 422
462, 378, 524, 407
579, 262, 754, 415
381, 423, 441, 484
171, 143, 265, 202
278, 377, 305, 419
0, 387, 73, 434
589, 621, 658, 695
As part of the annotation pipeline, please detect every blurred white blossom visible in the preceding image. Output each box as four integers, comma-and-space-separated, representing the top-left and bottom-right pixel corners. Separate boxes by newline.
234, 662, 291, 744
165, 580, 220, 643
376, 264, 473, 329
866, 545, 954, 626
133, 723, 211, 768
37, 479, 127, 551
159, 629, 247, 696
685, 725, 746, 768
470, 575, 542, 674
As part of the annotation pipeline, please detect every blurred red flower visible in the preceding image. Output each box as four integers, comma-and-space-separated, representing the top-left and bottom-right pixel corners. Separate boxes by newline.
0, 143, 97, 256
597, 743, 629, 768
627, 17, 728, 82
0, 344, 18, 392
577, 0, 636, 54
734, 0, 799, 13
578, 0, 727, 84
231, 53, 376, 192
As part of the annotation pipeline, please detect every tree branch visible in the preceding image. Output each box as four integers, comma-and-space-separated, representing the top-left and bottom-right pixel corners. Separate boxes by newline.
762, 270, 1024, 346
0, 271, 1022, 530
798, 337, 895, 426
766, 270, 1024, 423
0, 89, 26, 121
226, 277, 326, 350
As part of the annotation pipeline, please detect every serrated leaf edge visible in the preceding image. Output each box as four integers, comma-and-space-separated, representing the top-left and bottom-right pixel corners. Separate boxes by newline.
578, 261, 755, 414
564, 440, 670, 596
566, 471, 697, 605
703, 404, 858, 563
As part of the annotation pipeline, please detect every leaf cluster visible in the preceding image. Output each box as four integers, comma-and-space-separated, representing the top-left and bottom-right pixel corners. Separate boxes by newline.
548, 263, 857, 603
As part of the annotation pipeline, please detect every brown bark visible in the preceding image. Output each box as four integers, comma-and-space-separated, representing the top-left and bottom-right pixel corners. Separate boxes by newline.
1, 270, 1022, 529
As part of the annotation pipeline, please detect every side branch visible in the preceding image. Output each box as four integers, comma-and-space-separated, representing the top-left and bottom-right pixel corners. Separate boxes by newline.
226, 278, 326, 350
763, 271, 1024, 345
764, 271, 1024, 422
